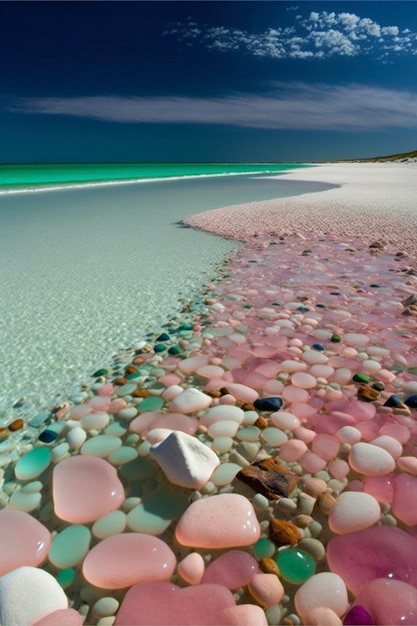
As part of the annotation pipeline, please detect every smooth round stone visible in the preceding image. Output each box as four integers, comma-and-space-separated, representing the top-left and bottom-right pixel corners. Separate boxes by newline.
92, 510, 127, 539
309, 364, 334, 379
225, 383, 259, 403
9, 489, 41, 512
248, 573, 285, 608
207, 420, 239, 438
65, 427, 87, 451
370, 435, 403, 459
81, 435, 122, 458
69, 404, 91, 419
105, 422, 127, 438
196, 364, 225, 379
312, 434, 340, 460
49, 525, 91, 568
211, 437, 234, 454
392, 474, 417, 526
327, 526, 417, 595
201, 405, 244, 427
253, 537, 276, 559
279, 439, 308, 462
202, 550, 258, 589
92, 597, 120, 619
270, 410, 301, 431
53, 456, 125, 523
291, 372, 317, 389
280, 360, 308, 373
80, 412, 110, 431
352, 578, 417, 625
295, 573, 349, 620
275, 549, 316, 585
303, 607, 343, 625
253, 397, 282, 412
178, 355, 209, 373
0, 510, 51, 576
175, 493, 260, 549
82, 533, 176, 589
210, 463, 241, 487
138, 396, 165, 413
301, 350, 329, 365
114, 581, 237, 626
38, 430, 58, 444
282, 386, 309, 404
397, 457, 417, 475
130, 412, 197, 436
108, 446, 138, 466
329, 492, 381, 534
252, 493, 269, 511
349, 442, 395, 476
14, 448, 51, 481
21, 480, 43, 493
33, 608, 83, 625
170, 388, 212, 414
126, 490, 188, 535
336, 426, 362, 445
117, 383, 137, 396
177, 552, 205, 585
0, 566, 68, 626
261, 427, 288, 446
344, 333, 370, 346
236, 426, 261, 442
118, 407, 138, 420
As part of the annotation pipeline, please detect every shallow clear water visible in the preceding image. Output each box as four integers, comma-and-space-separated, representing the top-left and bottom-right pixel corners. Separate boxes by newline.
0, 174, 335, 421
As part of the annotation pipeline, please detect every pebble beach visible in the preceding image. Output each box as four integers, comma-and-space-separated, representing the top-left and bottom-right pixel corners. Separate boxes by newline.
2, 162, 417, 626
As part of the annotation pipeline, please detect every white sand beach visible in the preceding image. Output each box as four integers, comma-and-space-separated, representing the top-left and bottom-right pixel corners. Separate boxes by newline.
185, 163, 417, 268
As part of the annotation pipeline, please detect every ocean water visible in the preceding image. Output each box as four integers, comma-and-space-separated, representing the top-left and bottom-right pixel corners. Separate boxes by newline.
0, 166, 335, 423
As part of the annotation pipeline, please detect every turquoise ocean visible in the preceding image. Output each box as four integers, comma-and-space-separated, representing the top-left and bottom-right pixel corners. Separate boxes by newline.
0, 162, 335, 428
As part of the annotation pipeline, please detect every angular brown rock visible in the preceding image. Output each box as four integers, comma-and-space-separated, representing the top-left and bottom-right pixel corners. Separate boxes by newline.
269, 519, 302, 547
236, 458, 299, 500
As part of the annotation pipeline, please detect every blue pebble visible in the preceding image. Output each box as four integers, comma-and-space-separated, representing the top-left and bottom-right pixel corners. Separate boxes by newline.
38, 429, 58, 443
312, 343, 325, 351
405, 394, 417, 408
154, 343, 168, 353
254, 397, 283, 412
156, 333, 170, 342
297, 306, 310, 312
383, 394, 403, 408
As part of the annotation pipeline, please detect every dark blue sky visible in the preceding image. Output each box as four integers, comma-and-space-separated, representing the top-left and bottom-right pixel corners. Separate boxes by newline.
1, 1, 417, 163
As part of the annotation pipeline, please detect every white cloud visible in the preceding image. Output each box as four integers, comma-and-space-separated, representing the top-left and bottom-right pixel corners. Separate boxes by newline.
8, 84, 417, 131
165, 10, 417, 60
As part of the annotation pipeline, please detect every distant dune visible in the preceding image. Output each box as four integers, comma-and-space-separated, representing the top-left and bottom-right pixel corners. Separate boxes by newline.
336, 149, 417, 163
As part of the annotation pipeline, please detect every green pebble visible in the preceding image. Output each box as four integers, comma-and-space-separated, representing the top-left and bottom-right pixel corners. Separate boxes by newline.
315, 303, 326, 308
154, 343, 167, 353
93, 369, 109, 378
331, 334, 341, 342
138, 396, 164, 413
352, 372, 371, 383
56, 568, 76, 589
15, 447, 51, 481
168, 345, 182, 355
254, 537, 276, 559
126, 371, 141, 380
49, 525, 91, 568
275, 548, 316, 584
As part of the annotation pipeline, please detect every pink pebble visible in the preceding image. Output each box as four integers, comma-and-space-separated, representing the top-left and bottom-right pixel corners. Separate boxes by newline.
33, 609, 83, 626
328, 459, 350, 479
177, 553, 205, 585
379, 422, 410, 444
88, 396, 112, 411
220, 604, 268, 626
293, 426, 316, 443
224, 383, 259, 403
114, 581, 236, 626
175, 494, 260, 549
291, 372, 317, 389
291, 402, 317, 419
270, 410, 301, 431
349, 442, 395, 476
158, 374, 182, 387
0, 510, 51, 576
392, 474, 417, 526
248, 573, 284, 608
130, 412, 197, 436
302, 607, 342, 625
196, 365, 225, 379
397, 456, 417, 475
352, 578, 417, 625
336, 426, 362, 444
178, 355, 209, 373
282, 386, 309, 403
83, 533, 176, 589
69, 404, 91, 420
294, 572, 348, 621
162, 385, 184, 401
109, 398, 127, 413
312, 434, 340, 460
219, 394, 237, 405
370, 435, 403, 459
53, 456, 125, 523
279, 439, 308, 462
202, 551, 258, 589
300, 451, 328, 473
97, 384, 116, 396
170, 388, 212, 414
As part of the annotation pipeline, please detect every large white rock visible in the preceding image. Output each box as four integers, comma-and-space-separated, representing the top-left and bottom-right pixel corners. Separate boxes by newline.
150, 431, 220, 489
0, 566, 68, 626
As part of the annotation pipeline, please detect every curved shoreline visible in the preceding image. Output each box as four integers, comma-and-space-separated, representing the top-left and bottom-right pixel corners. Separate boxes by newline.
185, 162, 417, 268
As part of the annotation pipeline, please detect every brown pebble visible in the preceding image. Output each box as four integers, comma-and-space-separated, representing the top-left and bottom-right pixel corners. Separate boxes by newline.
357, 384, 380, 402
269, 519, 302, 547
259, 557, 281, 577
241, 402, 255, 411
300, 477, 327, 498
255, 416, 269, 429
8, 419, 24, 431
316, 493, 336, 516
113, 377, 128, 386
132, 389, 151, 398
294, 514, 313, 528
206, 390, 222, 398
0, 427, 9, 440
236, 458, 299, 500
125, 365, 138, 375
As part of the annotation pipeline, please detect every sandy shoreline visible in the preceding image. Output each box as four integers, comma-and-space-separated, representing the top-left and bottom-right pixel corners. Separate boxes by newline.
185, 163, 417, 268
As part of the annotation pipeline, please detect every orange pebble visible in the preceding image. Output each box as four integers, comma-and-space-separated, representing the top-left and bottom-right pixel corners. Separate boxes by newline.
8, 419, 24, 431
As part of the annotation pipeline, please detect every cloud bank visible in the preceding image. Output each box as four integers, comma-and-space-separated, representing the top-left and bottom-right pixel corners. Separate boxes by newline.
8, 83, 417, 130
164, 10, 417, 60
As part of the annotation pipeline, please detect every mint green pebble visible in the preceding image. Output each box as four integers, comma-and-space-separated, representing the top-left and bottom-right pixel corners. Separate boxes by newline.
56, 568, 76, 589
126, 490, 188, 535
117, 383, 137, 397
9, 489, 41, 512
105, 422, 127, 437
108, 446, 138, 466
275, 548, 316, 584
92, 510, 127, 539
254, 537, 276, 559
15, 448, 51, 480
49, 525, 91, 568
138, 396, 164, 413
80, 435, 122, 458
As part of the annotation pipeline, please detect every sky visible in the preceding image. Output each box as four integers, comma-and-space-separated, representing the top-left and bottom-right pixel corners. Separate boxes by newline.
1, 0, 417, 163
